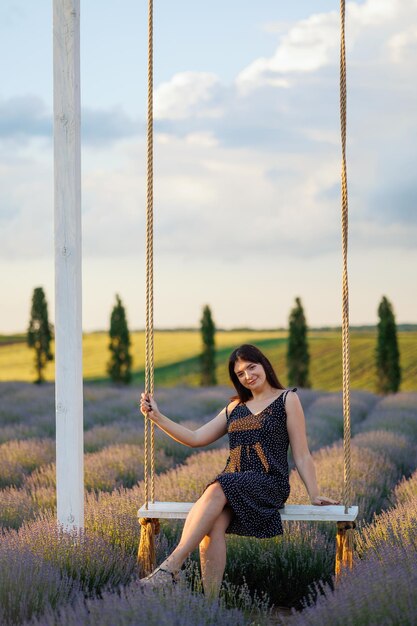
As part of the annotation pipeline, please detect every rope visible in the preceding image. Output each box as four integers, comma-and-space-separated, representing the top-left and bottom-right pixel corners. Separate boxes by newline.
340, 0, 352, 514
143, 0, 155, 509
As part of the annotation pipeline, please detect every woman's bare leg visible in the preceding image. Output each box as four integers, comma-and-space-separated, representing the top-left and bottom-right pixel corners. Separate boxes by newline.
158, 482, 227, 573
199, 505, 233, 598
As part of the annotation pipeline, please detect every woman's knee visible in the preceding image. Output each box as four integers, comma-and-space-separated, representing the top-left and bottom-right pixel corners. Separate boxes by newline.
201, 507, 232, 546
203, 481, 227, 505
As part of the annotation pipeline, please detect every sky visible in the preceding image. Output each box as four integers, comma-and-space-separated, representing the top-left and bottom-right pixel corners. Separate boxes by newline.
0, 0, 416, 332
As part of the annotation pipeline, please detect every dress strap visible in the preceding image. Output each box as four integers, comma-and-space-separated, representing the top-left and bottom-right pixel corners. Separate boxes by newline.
282, 387, 298, 405
225, 404, 229, 418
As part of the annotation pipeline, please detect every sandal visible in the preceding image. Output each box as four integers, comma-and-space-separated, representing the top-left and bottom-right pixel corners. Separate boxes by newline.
140, 566, 179, 586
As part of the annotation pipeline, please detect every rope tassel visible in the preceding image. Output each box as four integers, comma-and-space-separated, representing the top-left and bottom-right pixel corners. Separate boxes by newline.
138, 517, 160, 578
335, 520, 356, 582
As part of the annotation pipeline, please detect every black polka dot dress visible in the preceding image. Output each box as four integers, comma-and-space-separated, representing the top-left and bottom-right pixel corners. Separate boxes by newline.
205, 388, 297, 538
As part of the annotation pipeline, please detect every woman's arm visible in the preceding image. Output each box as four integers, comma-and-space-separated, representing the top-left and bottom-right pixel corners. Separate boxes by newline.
140, 393, 231, 448
286, 391, 340, 506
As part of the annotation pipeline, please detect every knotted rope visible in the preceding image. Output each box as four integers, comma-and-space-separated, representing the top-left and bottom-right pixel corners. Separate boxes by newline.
336, 0, 355, 581
138, 0, 158, 577
340, 0, 352, 516
143, 0, 155, 512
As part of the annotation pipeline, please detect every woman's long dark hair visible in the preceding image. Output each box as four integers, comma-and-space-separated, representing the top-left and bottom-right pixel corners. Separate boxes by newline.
229, 344, 284, 403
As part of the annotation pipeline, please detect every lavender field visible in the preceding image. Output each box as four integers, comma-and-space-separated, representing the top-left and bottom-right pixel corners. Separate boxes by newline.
1, 382, 416, 625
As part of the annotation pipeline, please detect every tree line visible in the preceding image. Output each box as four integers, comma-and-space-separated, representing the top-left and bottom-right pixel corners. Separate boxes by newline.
26, 288, 402, 394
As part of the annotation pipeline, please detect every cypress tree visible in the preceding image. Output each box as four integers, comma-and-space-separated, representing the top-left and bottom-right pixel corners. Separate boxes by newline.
376, 295, 401, 394
107, 294, 133, 384
200, 304, 217, 386
27, 287, 53, 384
287, 297, 311, 388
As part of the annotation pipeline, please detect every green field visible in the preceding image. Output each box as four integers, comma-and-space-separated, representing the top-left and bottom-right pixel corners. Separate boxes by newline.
0, 330, 284, 383
0, 329, 415, 392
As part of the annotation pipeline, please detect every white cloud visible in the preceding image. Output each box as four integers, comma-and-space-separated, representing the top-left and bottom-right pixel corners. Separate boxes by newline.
236, 0, 416, 94
2, 0, 417, 265
266, 12, 339, 73
2, 0, 417, 330
185, 132, 219, 148
349, 0, 397, 25
388, 25, 417, 62
261, 20, 293, 35
154, 71, 223, 120
79, 133, 400, 265
236, 11, 339, 93
0, 142, 53, 260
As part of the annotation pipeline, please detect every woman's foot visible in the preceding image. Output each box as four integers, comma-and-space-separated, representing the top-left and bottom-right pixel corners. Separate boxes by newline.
140, 566, 179, 587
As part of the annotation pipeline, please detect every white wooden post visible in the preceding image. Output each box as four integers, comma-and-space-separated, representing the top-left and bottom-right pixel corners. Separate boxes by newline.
53, 0, 84, 528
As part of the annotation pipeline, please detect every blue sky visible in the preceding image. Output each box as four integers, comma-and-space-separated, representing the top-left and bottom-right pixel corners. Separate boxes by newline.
1, 0, 415, 332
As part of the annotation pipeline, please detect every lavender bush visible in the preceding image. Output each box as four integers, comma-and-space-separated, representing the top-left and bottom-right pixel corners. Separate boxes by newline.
85, 485, 144, 554
84, 423, 144, 452
23, 462, 56, 491
1, 464, 57, 529
84, 444, 174, 492
356, 497, 417, 560
154, 449, 227, 501
1, 382, 417, 623
355, 392, 417, 442
0, 543, 80, 626
352, 430, 416, 477
304, 391, 377, 452
2, 515, 137, 596
0, 382, 55, 437
289, 542, 417, 626
0, 485, 41, 529
27, 579, 267, 626
155, 385, 232, 422
288, 443, 399, 522
393, 468, 417, 505
0, 424, 39, 444
0, 439, 55, 488
225, 522, 335, 609
286, 450, 417, 624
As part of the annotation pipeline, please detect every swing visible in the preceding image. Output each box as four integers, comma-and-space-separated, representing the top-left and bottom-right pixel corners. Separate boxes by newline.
138, 0, 358, 579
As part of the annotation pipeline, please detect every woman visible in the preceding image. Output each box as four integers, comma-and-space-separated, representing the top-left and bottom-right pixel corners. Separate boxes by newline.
139, 344, 339, 596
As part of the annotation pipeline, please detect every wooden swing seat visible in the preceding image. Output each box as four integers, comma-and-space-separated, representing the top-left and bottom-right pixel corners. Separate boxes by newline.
138, 502, 358, 521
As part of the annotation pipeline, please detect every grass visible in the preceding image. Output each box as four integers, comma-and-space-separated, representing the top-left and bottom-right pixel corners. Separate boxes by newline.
213, 330, 416, 392
0, 330, 284, 383
0, 329, 416, 392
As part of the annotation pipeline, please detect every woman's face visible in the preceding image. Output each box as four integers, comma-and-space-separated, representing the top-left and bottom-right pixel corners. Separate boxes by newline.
234, 359, 266, 392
